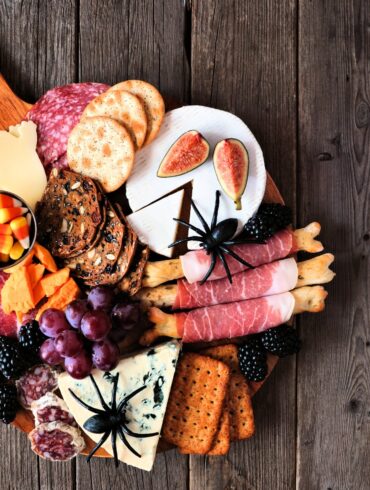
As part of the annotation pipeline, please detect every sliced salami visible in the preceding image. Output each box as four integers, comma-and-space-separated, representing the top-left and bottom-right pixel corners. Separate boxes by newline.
26, 82, 109, 167
29, 421, 85, 461
16, 365, 59, 409
31, 392, 76, 427
0, 272, 17, 338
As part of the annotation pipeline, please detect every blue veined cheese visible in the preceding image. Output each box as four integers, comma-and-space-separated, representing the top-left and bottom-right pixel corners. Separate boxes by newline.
58, 341, 181, 471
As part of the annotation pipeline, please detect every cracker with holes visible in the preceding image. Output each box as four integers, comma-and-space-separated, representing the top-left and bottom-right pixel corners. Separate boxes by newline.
202, 344, 255, 441
67, 116, 135, 193
81, 89, 148, 149
109, 80, 165, 145
162, 352, 230, 454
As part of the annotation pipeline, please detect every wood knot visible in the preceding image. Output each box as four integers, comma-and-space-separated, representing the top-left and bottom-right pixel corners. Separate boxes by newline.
349, 399, 360, 412
363, 233, 369, 241
317, 152, 333, 161
355, 100, 370, 128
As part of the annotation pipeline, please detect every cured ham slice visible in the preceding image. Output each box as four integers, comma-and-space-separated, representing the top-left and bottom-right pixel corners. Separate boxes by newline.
140, 286, 328, 345
173, 258, 298, 310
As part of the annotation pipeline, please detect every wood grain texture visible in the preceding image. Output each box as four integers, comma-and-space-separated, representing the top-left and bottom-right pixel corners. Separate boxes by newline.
190, 1, 297, 488
297, 1, 370, 489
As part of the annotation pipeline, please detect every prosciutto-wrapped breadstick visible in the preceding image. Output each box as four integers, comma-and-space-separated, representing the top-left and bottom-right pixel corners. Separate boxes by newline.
139, 286, 328, 345
142, 222, 323, 288
136, 254, 335, 309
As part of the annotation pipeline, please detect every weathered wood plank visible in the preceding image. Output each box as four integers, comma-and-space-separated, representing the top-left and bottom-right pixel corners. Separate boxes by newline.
297, 1, 370, 489
190, 1, 297, 488
77, 1, 189, 486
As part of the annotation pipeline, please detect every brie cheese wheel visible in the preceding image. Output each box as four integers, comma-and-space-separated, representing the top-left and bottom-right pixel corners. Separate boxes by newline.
0, 121, 47, 210
127, 189, 184, 257
126, 106, 266, 248
58, 341, 181, 471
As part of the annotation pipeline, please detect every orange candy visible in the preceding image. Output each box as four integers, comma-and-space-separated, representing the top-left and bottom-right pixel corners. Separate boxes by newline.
0, 194, 22, 208
0, 224, 12, 235
0, 253, 9, 263
0, 234, 14, 255
9, 241, 25, 261
0, 207, 27, 225
10, 216, 30, 249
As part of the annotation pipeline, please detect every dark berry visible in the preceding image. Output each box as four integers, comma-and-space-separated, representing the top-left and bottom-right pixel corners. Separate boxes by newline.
243, 203, 292, 241
18, 321, 47, 359
260, 325, 301, 357
0, 384, 19, 424
0, 337, 29, 380
238, 336, 267, 382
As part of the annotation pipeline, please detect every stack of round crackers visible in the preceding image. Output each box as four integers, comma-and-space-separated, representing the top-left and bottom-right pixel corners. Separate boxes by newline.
67, 80, 165, 193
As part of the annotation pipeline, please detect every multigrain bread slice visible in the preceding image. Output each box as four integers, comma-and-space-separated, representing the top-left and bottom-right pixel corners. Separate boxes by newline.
67, 116, 135, 193
162, 352, 230, 454
109, 80, 165, 145
201, 344, 255, 441
81, 89, 147, 149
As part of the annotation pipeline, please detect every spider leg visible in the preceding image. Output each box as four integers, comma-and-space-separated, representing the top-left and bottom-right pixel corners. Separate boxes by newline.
173, 218, 206, 237
121, 424, 159, 438
111, 428, 119, 467
68, 389, 105, 415
89, 375, 110, 411
118, 426, 142, 458
200, 251, 217, 285
220, 245, 255, 269
111, 373, 119, 412
190, 199, 211, 234
117, 385, 147, 413
211, 190, 221, 229
216, 248, 233, 284
168, 236, 204, 248
86, 430, 110, 462
223, 238, 266, 246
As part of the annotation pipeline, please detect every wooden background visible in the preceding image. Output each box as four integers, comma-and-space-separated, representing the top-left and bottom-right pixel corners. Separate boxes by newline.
0, 0, 369, 488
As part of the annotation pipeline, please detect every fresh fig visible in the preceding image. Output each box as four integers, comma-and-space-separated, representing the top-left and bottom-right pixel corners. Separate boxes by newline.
157, 130, 210, 177
213, 138, 249, 210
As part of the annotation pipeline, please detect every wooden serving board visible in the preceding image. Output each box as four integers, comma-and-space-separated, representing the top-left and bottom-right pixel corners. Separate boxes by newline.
0, 74, 282, 459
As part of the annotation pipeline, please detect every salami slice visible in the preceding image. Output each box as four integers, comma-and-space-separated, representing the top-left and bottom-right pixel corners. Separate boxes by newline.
31, 392, 76, 427
0, 272, 17, 338
16, 365, 59, 409
26, 82, 110, 167
29, 421, 85, 461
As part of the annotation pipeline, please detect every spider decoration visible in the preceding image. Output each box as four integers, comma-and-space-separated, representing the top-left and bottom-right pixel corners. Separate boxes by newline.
169, 190, 264, 284
69, 373, 158, 467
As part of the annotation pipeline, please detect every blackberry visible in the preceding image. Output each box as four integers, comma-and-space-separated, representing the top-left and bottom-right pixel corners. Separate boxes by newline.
0, 384, 18, 424
261, 325, 301, 357
0, 337, 29, 380
238, 336, 267, 382
18, 321, 46, 359
243, 203, 292, 241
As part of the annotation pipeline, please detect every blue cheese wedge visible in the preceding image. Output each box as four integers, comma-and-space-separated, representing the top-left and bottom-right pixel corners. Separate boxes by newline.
58, 341, 181, 471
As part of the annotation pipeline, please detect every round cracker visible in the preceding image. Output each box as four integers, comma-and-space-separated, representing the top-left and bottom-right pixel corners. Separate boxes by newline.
67, 116, 135, 193
81, 90, 147, 149
109, 80, 165, 145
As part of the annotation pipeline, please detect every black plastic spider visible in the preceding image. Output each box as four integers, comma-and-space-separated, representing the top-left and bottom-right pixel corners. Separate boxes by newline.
69, 373, 158, 467
169, 190, 264, 284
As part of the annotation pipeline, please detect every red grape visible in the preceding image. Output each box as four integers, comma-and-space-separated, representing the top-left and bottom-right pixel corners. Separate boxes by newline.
81, 311, 112, 341
55, 330, 84, 358
39, 338, 63, 366
65, 300, 89, 329
110, 302, 140, 343
64, 351, 93, 379
92, 339, 120, 371
87, 287, 114, 311
39, 309, 70, 338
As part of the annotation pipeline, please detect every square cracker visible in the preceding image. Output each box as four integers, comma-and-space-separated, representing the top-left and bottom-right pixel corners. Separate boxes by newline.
202, 344, 255, 441
162, 352, 230, 454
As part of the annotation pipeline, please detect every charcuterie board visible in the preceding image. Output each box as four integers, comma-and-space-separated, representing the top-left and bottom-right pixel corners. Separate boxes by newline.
0, 73, 333, 468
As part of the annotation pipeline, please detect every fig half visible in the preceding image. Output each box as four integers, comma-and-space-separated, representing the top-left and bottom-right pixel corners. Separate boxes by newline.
157, 130, 210, 177
213, 138, 249, 210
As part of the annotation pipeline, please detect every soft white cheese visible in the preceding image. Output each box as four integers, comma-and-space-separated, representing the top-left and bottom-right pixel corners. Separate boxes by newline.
58, 341, 181, 471
0, 121, 47, 210
127, 189, 184, 257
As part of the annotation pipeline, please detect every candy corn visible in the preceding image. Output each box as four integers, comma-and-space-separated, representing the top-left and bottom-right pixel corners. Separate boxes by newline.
0, 253, 9, 263
0, 234, 14, 255
0, 207, 27, 225
10, 216, 30, 249
9, 241, 25, 261
0, 224, 12, 235
0, 193, 22, 209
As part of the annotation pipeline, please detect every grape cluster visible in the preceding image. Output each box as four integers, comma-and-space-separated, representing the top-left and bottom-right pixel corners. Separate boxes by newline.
39, 287, 141, 379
